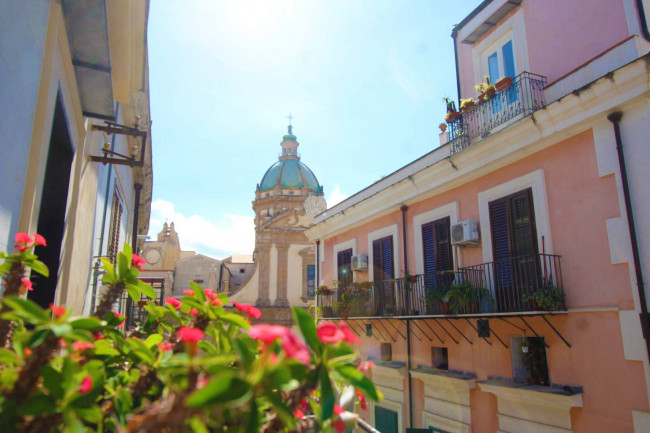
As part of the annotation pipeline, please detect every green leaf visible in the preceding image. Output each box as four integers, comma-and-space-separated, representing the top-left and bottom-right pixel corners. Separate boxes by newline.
41, 365, 63, 399
18, 394, 56, 416
93, 339, 120, 357
68, 317, 102, 331
0, 262, 12, 276
125, 284, 140, 302
117, 247, 130, 279
263, 388, 295, 427
234, 339, 254, 369
188, 416, 209, 433
186, 372, 251, 408
292, 307, 322, 355
319, 368, 335, 421
188, 281, 206, 303
73, 406, 102, 423
219, 312, 250, 329
135, 279, 156, 299
50, 323, 72, 337
144, 334, 163, 348
333, 364, 380, 402
3, 297, 50, 323
0, 348, 19, 365
245, 399, 259, 433
63, 409, 84, 433
114, 387, 133, 419
26, 259, 49, 277
28, 329, 52, 347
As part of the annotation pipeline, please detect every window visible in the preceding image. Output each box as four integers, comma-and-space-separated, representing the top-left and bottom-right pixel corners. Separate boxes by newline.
373, 236, 395, 315
306, 264, 315, 297
422, 218, 453, 313
337, 248, 353, 289
489, 188, 539, 311
431, 347, 448, 370
239, 268, 245, 274
380, 343, 392, 362
107, 188, 123, 265
512, 336, 549, 386
374, 407, 398, 433
488, 40, 518, 107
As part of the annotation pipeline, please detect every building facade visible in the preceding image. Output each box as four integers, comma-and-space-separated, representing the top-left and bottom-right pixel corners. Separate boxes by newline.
306, 1, 650, 432
0, 1, 153, 316
229, 126, 326, 325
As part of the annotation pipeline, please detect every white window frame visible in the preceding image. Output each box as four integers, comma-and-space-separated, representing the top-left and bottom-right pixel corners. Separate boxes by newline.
413, 202, 460, 275
367, 225, 400, 282
477, 169, 553, 265
333, 239, 356, 284
472, 8, 530, 85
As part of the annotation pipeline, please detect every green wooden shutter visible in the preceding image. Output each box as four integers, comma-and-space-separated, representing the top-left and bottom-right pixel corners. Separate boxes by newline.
375, 407, 398, 433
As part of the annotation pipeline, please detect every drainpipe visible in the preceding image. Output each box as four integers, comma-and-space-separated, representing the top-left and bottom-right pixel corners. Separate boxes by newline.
636, 0, 650, 41
316, 240, 321, 316
607, 112, 650, 362
400, 205, 409, 272
126, 182, 143, 327
401, 205, 414, 429
451, 30, 462, 105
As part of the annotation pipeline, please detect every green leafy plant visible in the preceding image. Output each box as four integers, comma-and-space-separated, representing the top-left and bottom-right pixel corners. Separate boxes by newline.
445, 281, 493, 314
474, 75, 496, 101
0, 234, 380, 433
460, 98, 477, 112
522, 284, 565, 311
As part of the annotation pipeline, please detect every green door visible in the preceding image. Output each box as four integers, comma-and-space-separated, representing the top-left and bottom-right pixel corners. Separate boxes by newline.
375, 406, 398, 433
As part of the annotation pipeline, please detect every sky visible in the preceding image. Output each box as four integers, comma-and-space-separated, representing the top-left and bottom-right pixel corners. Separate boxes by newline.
147, 0, 481, 259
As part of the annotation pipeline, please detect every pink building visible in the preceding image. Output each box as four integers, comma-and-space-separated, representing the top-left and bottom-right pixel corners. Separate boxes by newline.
305, 1, 650, 432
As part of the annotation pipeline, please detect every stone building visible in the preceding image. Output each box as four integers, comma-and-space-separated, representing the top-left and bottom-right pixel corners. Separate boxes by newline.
229, 126, 326, 325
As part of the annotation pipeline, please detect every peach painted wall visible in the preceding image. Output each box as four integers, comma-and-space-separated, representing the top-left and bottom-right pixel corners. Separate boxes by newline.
457, 0, 630, 99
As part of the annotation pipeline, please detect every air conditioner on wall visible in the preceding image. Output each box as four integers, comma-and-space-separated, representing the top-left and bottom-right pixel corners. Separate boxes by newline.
451, 220, 480, 246
351, 254, 368, 271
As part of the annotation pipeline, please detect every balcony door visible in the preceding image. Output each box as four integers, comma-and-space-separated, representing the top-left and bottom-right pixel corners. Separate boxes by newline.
336, 248, 352, 299
489, 188, 539, 311
488, 39, 518, 110
422, 217, 453, 313
372, 236, 394, 315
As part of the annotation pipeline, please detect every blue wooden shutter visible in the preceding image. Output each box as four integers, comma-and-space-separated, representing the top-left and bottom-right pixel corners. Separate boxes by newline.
337, 249, 352, 288
422, 222, 436, 276
501, 40, 518, 104
375, 407, 398, 433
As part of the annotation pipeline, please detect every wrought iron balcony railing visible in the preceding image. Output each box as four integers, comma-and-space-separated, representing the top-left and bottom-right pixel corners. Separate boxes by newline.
318, 253, 564, 318
448, 71, 547, 155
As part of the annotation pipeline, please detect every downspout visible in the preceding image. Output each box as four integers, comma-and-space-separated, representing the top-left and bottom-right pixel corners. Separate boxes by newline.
451, 29, 462, 104
126, 182, 143, 327
316, 240, 321, 318
636, 0, 650, 41
400, 205, 414, 429
607, 112, 650, 363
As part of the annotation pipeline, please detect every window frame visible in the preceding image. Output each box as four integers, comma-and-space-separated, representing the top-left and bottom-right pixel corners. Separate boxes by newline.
333, 239, 356, 285
413, 202, 460, 275
367, 224, 399, 282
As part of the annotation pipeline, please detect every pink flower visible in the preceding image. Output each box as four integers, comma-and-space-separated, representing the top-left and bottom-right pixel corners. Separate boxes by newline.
93, 333, 104, 340
197, 377, 208, 389
357, 360, 375, 373
157, 342, 173, 351
212, 298, 223, 306
248, 325, 310, 364
204, 289, 217, 300
233, 302, 262, 319
78, 376, 93, 394
332, 419, 346, 433
50, 304, 66, 318
334, 404, 344, 415
115, 312, 126, 328
294, 408, 305, 419
131, 254, 146, 271
33, 233, 46, 246
183, 289, 195, 296
72, 341, 95, 352
355, 389, 367, 410
165, 297, 182, 310
248, 324, 289, 343
339, 321, 361, 344
21, 277, 33, 292
190, 308, 199, 316
15, 232, 33, 245
316, 322, 346, 344
177, 326, 204, 343
282, 331, 311, 365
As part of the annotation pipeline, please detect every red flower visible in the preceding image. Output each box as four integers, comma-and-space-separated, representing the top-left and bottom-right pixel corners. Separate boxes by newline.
301, 399, 309, 411
157, 342, 173, 351
23, 348, 32, 356
178, 326, 204, 343
33, 233, 46, 246
355, 389, 368, 410
339, 321, 361, 344
248, 325, 310, 364
15, 232, 33, 245
233, 302, 262, 319
211, 298, 223, 306
190, 308, 199, 316
248, 324, 289, 344
197, 377, 208, 389
183, 289, 195, 296
281, 330, 311, 365
115, 312, 126, 328
50, 304, 66, 318
131, 254, 146, 271
204, 289, 217, 300
72, 341, 95, 352
20, 277, 33, 292
316, 322, 345, 344
93, 333, 104, 340
357, 360, 375, 373
332, 419, 346, 433
293, 408, 305, 419
165, 297, 182, 310
78, 376, 93, 394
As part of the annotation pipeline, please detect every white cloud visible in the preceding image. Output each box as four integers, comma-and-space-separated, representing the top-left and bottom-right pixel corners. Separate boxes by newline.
147, 199, 254, 259
327, 185, 348, 208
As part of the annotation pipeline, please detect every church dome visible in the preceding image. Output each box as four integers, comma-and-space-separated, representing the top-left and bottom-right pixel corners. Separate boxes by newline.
258, 125, 323, 194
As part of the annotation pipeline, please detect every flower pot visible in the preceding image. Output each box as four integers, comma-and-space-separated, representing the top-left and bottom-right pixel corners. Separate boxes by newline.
495, 76, 513, 92
439, 124, 447, 133
444, 111, 461, 124
438, 302, 450, 315
485, 87, 496, 98
461, 101, 477, 113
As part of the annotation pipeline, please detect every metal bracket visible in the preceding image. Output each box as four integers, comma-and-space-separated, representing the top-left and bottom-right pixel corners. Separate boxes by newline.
88, 121, 147, 167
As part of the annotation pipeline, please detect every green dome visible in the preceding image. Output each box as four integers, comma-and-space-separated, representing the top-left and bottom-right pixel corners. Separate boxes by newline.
259, 159, 323, 194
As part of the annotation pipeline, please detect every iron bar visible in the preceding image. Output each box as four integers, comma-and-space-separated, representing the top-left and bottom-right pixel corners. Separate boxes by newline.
465, 319, 492, 345
444, 319, 472, 344
412, 320, 433, 342
344, 320, 362, 337
360, 321, 380, 341
498, 317, 526, 332
423, 320, 445, 344
540, 315, 572, 348
433, 319, 459, 344
519, 317, 550, 348
372, 320, 391, 342
386, 319, 407, 339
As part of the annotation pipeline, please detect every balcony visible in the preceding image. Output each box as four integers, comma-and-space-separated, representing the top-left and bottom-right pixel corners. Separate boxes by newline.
448, 72, 547, 155
318, 253, 565, 319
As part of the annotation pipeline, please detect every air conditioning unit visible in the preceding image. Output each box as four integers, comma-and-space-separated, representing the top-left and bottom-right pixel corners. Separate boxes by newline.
351, 254, 368, 271
451, 220, 480, 246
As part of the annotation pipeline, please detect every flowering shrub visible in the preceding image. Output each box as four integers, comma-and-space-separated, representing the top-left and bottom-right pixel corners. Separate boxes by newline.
0, 235, 380, 433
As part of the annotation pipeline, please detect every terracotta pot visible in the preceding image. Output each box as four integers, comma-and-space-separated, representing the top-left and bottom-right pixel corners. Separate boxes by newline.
461, 101, 477, 113
438, 302, 450, 315
444, 111, 461, 124
495, 76, 513, 92
439, 123, 447, 133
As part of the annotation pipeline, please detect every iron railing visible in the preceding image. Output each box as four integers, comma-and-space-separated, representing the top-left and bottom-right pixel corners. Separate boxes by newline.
448, 71, 547, 155
318, 253, 564, 318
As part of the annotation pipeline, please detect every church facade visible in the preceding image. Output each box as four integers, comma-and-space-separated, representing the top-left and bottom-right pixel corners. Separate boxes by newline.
229, 126, 326, 325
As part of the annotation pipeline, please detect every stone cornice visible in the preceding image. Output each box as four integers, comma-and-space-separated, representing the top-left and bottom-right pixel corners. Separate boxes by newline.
478, 382, 583, 409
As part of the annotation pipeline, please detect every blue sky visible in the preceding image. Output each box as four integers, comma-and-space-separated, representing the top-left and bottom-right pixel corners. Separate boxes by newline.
147, 0, 480, 258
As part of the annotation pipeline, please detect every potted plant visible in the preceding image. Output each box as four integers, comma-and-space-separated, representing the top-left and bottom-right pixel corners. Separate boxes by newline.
522, 284, 565, 311
443, 97, 461, 123
446, 282, 493, 314
460, 98, 478, 113
495, 76, 513, 92
424, 289, 449, 314
474, 75, 496, 102
439, 122, 447, 133
521, 338, 549, 386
